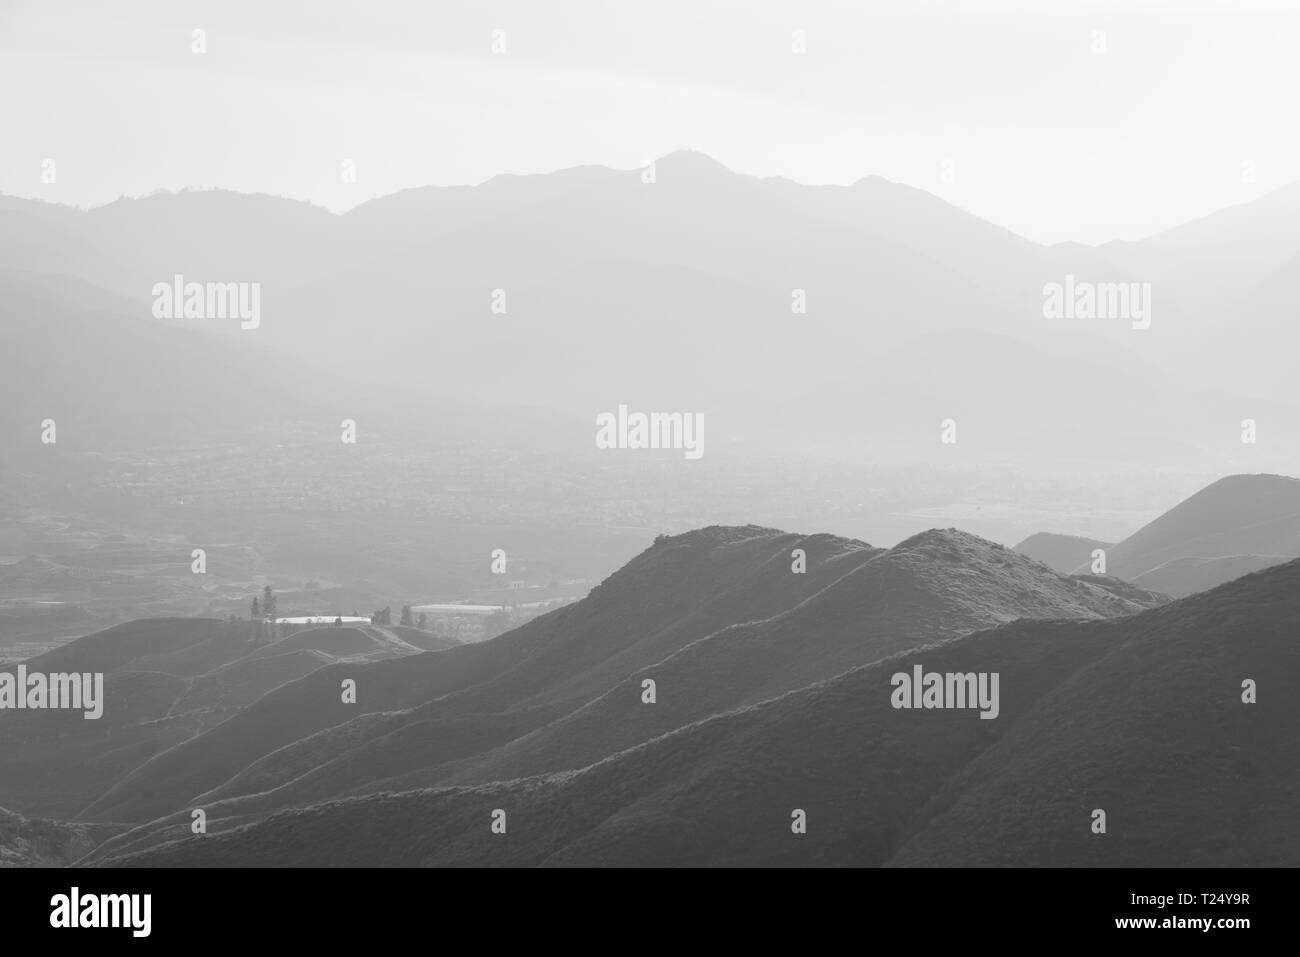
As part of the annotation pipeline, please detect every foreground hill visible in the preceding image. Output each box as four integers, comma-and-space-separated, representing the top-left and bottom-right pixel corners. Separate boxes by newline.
1130, 554, 1286, 598
368, 528, 1160, 795
0, 619, 241, 818
100, 557, 1298, 867
0, 808, 122, 868
0, 619, 451, 819
13, 617, 239, 676
77, 527, 882, 824
79, 526, 1163, 858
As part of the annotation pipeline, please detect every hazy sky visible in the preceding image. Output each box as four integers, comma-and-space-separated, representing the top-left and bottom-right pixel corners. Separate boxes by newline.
3, 0, 1298, 244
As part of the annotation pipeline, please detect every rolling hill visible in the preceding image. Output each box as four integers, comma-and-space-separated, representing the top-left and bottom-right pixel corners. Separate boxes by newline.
1129, 555, 1287, 598
1014, 532, 1114, 575
1013, 474, 1300, 597
0, 807, 122, 868
75, 527, 884, 824
75, 525, 1164, 860
95, 556, 1298, 867
0, 618, 455, 820
1085, 473, 1300, 594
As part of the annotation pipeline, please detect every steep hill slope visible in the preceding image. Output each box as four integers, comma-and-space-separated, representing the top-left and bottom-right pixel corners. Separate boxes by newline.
0, 808, 122, 868
1130, 554, 1287, 598
11, 617, 234, 675
0, 620, 433, 819
79, 527, 1163, 856
100, 558, 1297, 867
1097, 474, 1300, 581
889, 563, 1299, 865
380, 529, 1161, 794
76, 527, 881, 824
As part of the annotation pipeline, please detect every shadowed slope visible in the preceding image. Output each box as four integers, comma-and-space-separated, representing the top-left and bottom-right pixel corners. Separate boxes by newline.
76, 527, 878, 824
1014, 532, 1114, 575
99, 558, 1297, 868
80, 528, 1163, 858
1096, 474, 1300, 582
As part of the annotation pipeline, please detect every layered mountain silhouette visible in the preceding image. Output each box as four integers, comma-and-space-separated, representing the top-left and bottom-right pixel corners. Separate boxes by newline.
74, 527, 884, 825
6, 477, 1294, 867
1017, 474, 1300, 596
90, 549, 1296, 868
61, 524, 1164, 863
1014, 532, 1113, 575
772, 327, 1247, 462
6, 154, 1300, 465
1097, 474, 1300, 584
0, 269, 571, 462
0, 618, 458, 821
5, 152, 1300, 869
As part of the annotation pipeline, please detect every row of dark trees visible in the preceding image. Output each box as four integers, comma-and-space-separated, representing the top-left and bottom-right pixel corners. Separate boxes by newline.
246, 589, 428, 632
368, 605, 428, 628
251, 585, 277, 621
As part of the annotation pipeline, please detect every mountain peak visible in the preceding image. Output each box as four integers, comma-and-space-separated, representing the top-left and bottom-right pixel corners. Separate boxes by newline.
891, 527, 1001, 554
649, 523, 784, 549
652, 150, 734, 177
1096, 472, 1300, 585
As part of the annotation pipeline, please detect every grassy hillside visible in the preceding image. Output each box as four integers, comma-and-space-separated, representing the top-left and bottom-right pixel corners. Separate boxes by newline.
0, 807, 122, 868
0, 619, 434, 820
409, 528, 1162, 792
1101, 474, 1300, 579
0, 619, 236, 818
12, 617, 232, 675
76, 526, 880, 824
98, 557, 1297, 867
79, 527, 1164, 858
890, 563, 1299, 865
1131, 554, 1288, 598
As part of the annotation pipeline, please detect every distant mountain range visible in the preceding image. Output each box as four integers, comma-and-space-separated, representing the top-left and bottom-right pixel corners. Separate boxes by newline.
5, 152, 1300, 465
0, 268, 574, 463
